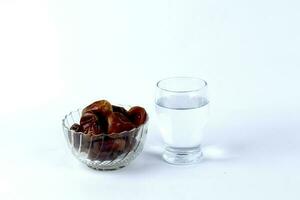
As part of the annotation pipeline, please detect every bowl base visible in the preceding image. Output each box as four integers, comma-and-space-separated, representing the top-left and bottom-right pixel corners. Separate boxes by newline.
86, 164, 125, 171
81, 158, 129, 170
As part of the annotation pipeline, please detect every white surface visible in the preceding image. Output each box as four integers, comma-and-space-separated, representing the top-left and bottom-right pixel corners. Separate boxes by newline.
0, 0, 300, 199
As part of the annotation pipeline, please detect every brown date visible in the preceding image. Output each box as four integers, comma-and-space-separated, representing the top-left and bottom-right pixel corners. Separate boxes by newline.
88, 138, 127, 160
112, 105, 129, 117
80, 112, 101, 135
128, 106, 147, 126
70, 123, 82, 132
107, 112, 136, 134
111, 138, 126, 152
82, 100, 113, 117
70, 123, 83, 149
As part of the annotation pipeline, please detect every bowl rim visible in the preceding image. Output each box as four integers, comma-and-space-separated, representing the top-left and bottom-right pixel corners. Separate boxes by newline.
62, 106, 149, 137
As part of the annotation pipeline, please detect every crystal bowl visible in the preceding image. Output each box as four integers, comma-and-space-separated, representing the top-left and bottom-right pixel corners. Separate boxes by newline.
62, 107, 148, 170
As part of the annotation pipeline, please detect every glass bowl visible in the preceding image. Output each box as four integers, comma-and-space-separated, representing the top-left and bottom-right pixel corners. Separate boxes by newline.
62, 107, 149, 170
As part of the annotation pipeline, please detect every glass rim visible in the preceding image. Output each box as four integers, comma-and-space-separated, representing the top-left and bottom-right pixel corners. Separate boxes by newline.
156, 76, 208, 93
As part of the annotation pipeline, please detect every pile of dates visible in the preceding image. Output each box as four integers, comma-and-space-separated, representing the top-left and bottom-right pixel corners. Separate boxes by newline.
69, 100, 148, 161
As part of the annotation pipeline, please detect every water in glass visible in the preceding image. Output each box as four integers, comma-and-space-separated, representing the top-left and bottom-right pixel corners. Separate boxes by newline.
156, 95, 209, 150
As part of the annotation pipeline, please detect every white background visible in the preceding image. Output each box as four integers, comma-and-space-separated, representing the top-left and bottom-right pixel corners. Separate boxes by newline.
0, 0, 300, 199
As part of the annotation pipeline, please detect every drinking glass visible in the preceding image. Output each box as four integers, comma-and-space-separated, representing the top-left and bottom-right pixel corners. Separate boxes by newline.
155, 77, 209, 164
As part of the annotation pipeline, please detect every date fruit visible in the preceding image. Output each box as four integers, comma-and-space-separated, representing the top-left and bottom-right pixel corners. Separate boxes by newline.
88, 138, 127, 160
128, 106, 147, 126
112, 105, 129, 117
107, 112, 136, 134
82, 100, 113, 117
70, 123, 82, 132
80, 112, 101, 135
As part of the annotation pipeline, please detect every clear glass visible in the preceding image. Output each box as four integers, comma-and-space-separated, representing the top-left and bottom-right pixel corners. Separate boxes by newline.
155, 77, 209, 164
62, 106, 149, 170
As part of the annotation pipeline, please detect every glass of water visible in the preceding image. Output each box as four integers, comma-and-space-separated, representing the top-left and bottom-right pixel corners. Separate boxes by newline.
155, 77, 209, 164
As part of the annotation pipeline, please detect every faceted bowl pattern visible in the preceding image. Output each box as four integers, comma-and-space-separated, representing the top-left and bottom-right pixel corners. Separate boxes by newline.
62, 108, 148, 170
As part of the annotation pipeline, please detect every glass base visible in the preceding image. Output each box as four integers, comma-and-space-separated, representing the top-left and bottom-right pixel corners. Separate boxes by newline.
163, 146, 203, 165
